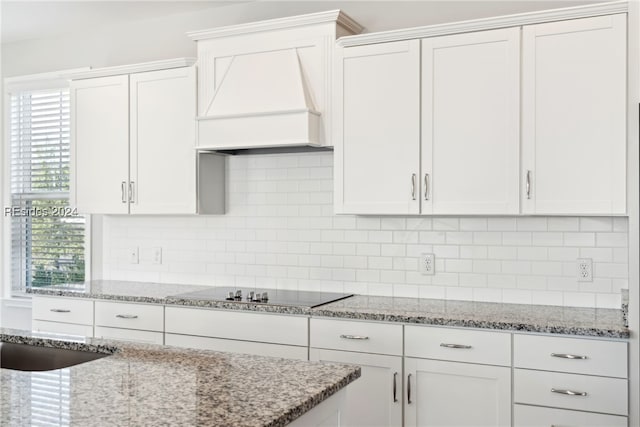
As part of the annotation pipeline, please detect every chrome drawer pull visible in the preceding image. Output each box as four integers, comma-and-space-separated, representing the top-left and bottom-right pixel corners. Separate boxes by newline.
116, 314, 139, 319
551, 353, 588, 360
440, 343, 472, 349
551, 388, 587, 397
50, 309, 71, 313
340, 334, 370, 340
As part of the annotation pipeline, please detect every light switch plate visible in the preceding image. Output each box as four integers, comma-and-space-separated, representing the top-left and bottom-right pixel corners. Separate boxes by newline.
129, 247, 139, 264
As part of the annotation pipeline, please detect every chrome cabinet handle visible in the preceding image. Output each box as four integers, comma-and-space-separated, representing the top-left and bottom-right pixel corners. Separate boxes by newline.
407, 374, 412, 404
411, 174, 417, 200
440, 343, 472, 349
129, 181, 135, 203
551, 388, 587, 397
526, 170, 532, 199
551, 353, 588, 360
50, 309, 70, 313
115, 314, 139, 319
424, 173, 430, 200
121, 181, 127, 203
339, 334, 369, 340
393, 372, 398, 403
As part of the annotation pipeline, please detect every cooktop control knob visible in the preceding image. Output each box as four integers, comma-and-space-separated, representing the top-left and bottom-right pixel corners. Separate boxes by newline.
226, 291, 234, 301
247, 291, 255, 301
234, 290, 242, 300
261, 292, 269, 302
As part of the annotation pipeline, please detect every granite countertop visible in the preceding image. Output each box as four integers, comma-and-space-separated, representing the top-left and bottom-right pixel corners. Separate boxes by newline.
28, 281, 313, 315
313, 295, 630, 338
28, 281, 630, 338
0, 328, 360, 427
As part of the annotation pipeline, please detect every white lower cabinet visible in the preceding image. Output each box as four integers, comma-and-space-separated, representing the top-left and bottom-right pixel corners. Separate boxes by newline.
403, 326, 512, 427
513, 333, 629, 426
166, 333, 308, 360
513, 404, 627, 427
164, 306, 308, 359
93, 301, 164, 344
31, 296, 94, 337
404, 358, 511, 427
310, 349, 403, 427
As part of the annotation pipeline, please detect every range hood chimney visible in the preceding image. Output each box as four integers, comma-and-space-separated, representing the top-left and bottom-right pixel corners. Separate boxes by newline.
188, 10, 363, 151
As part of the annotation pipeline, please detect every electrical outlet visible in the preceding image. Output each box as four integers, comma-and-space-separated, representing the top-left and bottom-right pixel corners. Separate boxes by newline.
577, 258, 593, 282
420, 253, 435, 275
151, 247, 162, 265
129, 247, 139, 264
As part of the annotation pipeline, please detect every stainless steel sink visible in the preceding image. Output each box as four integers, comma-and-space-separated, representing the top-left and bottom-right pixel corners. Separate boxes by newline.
0, 342, 110, 371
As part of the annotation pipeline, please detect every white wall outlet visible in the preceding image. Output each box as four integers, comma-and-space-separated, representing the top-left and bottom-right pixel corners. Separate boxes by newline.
577, 258, 593, 282
151, 247, 162, 265
129, 247, 139, 264
420, 253, 435, 275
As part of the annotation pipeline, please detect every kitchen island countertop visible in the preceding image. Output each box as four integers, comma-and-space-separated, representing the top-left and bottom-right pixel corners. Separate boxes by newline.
0, 328, 360, 427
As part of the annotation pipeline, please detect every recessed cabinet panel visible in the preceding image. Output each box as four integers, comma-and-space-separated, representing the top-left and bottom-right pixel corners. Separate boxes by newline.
130, 67, 197, 214
310, 349, 403, 427
522, 14, 626, 214
335, 40, 421, 214
421, 28, 520, 214
404, 358, 511, 427
71, 75, 129, 214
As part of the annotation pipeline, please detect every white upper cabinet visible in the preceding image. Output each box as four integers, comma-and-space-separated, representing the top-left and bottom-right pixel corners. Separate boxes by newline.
334, 40, 421, 214
522, 14, 626, 215
72, 75, 129, 214
70, 60, 198, 214
129, 67, 196, 214
421, 28, 520, 215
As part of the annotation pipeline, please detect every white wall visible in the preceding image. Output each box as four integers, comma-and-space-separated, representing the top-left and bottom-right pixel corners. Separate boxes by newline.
103, 152, 628, 308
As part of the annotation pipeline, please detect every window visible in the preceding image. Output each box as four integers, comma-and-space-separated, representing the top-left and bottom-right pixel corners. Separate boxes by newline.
7, 83, 85, 293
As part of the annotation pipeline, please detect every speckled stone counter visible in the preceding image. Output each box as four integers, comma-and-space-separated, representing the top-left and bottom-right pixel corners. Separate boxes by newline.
28, 281, 313, 315
29, 281, 629, 338
0, 328, 360, 427
312, 295, 629, 338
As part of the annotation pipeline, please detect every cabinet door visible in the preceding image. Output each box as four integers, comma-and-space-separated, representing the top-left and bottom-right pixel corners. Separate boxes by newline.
310, 349, 403, 427
71, 75, 129, 214
130, 67, 196, 214
422, 28, 520, 214
404, 358, 510, 427
335, 40, 421, 214
522, 14, 626, 214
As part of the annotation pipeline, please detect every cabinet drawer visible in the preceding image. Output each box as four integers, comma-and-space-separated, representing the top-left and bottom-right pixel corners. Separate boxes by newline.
514, 334, 627, 378
165, 307, 308, 346
32, 320, 94, 337
32, 297, 93, 325
310, 318, 402, 356
405, 326, 511, 366
514, 404, 627, 427
165, 333, 308, 360
514, 369, 628, 416
95, 326, 164, 345
95, 301, 163, 332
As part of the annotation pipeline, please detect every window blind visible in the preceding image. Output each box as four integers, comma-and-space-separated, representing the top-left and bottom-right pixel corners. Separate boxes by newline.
9, 88, 85, 292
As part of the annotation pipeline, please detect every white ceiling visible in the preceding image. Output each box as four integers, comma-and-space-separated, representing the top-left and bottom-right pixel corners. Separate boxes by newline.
1, 0, 607, 45
0, 1, 247, 44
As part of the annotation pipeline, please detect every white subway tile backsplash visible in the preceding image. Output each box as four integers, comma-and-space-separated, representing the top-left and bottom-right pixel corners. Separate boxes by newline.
102, 152, 628, 309
547, 217, 579, 231
596, 232, 628, 247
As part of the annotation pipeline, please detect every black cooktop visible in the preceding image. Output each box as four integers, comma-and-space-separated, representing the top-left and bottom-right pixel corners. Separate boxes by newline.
170, 287, 353, 308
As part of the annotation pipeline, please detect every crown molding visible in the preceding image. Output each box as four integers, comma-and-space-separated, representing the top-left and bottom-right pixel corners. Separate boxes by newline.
62, 58, 196, 80
337, 1, 627, 47
187, 9, 363, 41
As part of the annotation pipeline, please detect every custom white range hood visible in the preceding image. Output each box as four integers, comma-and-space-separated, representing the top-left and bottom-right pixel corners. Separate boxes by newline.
188, 10, 363, 150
